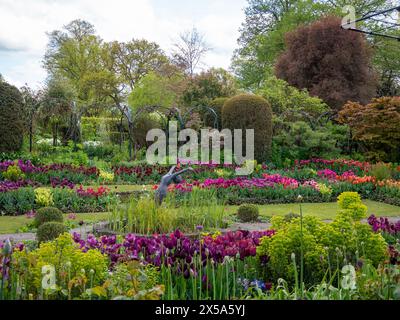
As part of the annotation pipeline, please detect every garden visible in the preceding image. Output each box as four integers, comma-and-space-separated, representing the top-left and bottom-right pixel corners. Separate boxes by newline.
1, 0, 400, 302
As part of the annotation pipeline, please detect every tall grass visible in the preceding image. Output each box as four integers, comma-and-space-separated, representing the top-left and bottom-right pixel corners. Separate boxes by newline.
109, 196, 177, 234
108, 188, 227, 235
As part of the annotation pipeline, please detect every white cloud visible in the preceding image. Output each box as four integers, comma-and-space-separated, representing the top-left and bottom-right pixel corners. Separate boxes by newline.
0, 0, 246, 88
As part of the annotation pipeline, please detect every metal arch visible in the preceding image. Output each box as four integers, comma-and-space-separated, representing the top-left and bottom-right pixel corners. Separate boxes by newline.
341, 5, 400, 41
132, 105, 185, 130
182, 105, 219, 129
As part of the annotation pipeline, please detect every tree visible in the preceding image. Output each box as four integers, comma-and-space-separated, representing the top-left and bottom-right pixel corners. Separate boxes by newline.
233, 0, 391, 90
257, 75, 329, 129
275, 16, 376, 110
338, 97, 400, 162
110, 39, 169, 91
372, 34, 400, 97
237, 0, 299, 48
98, 41, 174, 160
20, 85, 44, 152
44, 19, 104, 117
128, 72, 183, 109
324, 0, 391, 16
182, 68, 238, 107
233, 0, 328, 89
172, 27, 211, 77
41, 76, 74, 146
0, 80, 24, 152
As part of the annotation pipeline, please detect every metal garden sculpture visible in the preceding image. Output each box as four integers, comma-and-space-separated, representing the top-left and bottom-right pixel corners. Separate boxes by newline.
155, 165, 194, 205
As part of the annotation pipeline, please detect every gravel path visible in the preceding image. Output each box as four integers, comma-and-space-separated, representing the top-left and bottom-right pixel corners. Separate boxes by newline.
0, 221, 108, 242
1, 217, 399, 243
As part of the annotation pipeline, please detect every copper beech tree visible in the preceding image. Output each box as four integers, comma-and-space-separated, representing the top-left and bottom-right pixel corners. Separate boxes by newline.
338, 97, 400, 161
275, 16, 376, 111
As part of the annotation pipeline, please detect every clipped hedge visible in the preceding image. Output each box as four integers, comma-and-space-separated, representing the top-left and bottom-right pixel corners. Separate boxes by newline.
36, 222, 67, 243
222, 94, 273, 162
0, 81, 24, 152
237, 204, 259, 222
34, 206, 63, 227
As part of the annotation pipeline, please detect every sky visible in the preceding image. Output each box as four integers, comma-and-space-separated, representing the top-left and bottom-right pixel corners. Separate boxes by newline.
0, 0, 248, 89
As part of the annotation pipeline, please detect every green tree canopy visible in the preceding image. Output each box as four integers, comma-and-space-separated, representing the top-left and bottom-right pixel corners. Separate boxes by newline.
128, 71, 183, 109
257, 75, 329, 127
182, 68, 238, 107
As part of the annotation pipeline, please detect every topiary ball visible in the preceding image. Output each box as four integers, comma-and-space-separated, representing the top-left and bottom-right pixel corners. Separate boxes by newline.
36, 222, 67, 243
284, 212, 300, 222
237, 204, 259, 222
222, 94, 272, 162
34, 207, 63, 227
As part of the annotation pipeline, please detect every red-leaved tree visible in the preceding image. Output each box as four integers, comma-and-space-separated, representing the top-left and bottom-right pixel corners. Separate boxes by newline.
338, 96, 400, 161
275, 16, 376, 111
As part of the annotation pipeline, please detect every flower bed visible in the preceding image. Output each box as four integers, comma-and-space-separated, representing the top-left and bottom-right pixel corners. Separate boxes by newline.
0, 205, 398, 300
2, 158, 399, 188
73, 229, 275, 265
167, 169, 400, 205
0, 185, 117, 215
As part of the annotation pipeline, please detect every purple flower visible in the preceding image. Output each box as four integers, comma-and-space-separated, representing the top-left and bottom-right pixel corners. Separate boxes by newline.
25, 210, 36, 219
368, 215, 400, 235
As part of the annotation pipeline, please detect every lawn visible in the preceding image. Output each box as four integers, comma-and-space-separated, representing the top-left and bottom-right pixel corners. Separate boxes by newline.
0, 212, 111, 234
1, 200, 399, 235
225, 200, 400, 220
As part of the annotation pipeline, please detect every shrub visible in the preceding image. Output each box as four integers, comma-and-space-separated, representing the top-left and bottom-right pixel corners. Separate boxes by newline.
34, 206, 63, 227
132, 115, 161, 149
369, 162, 393, 181
337, 191, 367, 221
222, 94, 272, 162
0, 187, 35, 215
12, 233, 108, 297
257, 215, 328, 284
99, 169, 114, 183
36, 222, 67, 243
0, 80, 24, 152
258, 75, 328, 121
34, 187, 54, 207
284, 212, 300, 222
337, 192, 362, 210
257, 192, 388, 285
338, 97, 400, 162
271, 121, 345, 165
2, 163, 25, 181
237, 204, 259, 222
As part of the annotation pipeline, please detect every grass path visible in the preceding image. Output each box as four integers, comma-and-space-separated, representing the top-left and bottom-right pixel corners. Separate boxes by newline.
0, 212, 110, 234
224, 200, 400, 220
0, 200, 399, 235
